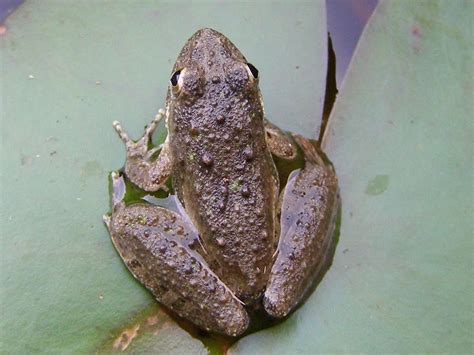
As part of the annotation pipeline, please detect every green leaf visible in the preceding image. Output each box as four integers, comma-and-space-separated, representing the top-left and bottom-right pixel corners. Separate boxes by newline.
0, 1, 327, 353
232, 0, 473, 353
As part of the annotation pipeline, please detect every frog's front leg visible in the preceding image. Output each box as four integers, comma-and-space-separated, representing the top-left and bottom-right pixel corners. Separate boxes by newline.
113, 109, 171, 192
104, 172, 249, 337
263, 134, 340, 318
264, 118, 297, 159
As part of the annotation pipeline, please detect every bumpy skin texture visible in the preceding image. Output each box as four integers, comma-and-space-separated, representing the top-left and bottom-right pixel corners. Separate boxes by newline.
167, 29, 279, 304
263, 135, 339, 317
168, 30, 278, 303
106, 28, 339, 337
109, 202, 249, 336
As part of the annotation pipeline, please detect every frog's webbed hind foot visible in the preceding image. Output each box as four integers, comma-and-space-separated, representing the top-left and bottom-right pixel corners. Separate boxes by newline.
113, 109, 171, 192
263, 134, 339, 318
107, 200, 249, 337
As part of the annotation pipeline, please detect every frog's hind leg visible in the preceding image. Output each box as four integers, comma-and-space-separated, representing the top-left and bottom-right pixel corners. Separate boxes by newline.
113, 109, 172, 192
105, 173, 249, 337
263, 134, 340, 318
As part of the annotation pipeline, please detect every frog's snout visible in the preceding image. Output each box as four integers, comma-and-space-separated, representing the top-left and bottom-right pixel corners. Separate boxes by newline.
191, 27, 221, 40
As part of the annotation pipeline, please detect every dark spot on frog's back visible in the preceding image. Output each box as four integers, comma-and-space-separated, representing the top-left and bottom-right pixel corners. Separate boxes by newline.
243, 146, 254, 161
240, 185, 250, 198
201, 153, 213, 167
189, 124, 199, 137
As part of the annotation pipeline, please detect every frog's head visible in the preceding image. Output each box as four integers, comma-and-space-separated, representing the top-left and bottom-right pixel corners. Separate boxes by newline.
168, 28, 260, 108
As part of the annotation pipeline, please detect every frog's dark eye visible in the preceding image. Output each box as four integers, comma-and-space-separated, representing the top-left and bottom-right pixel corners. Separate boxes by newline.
170, 68, 185, 96
246, 63, 259, 79
170, 69, 182, 86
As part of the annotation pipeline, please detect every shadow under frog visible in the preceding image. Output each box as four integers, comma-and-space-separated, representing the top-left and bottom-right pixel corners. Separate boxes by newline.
103, 28, 340, 338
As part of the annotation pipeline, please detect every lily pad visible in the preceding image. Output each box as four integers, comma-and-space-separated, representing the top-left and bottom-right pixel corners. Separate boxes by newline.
232, 0, 473, 353
0, 1, 327, 353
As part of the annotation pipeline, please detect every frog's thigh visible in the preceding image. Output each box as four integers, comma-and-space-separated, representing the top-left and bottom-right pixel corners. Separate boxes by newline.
109, 203, 249, 336
263, 138, 339, 318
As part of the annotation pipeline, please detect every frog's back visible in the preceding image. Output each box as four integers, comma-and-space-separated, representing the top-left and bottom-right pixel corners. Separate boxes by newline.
167, 29, 279, 303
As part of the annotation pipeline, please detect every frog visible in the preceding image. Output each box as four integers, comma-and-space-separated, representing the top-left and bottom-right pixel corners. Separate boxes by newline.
103, 28, 339, 337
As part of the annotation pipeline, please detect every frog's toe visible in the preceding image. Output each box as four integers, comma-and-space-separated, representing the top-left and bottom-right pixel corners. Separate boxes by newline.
143, 108, 165, 138
112, 109, 165, 152
262, 292, 290, 318
112, 120, 133, 147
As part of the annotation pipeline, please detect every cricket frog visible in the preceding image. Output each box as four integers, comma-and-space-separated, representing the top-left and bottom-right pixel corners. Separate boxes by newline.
104, 28, 339, 337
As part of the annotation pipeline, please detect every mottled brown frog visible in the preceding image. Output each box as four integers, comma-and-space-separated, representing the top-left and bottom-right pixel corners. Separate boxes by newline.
104, 28, 339, 337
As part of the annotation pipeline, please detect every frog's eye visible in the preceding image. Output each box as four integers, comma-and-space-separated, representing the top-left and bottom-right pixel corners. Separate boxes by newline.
246, 63, 259, 80
170, 68, 184, 95
170, 69, 181, 86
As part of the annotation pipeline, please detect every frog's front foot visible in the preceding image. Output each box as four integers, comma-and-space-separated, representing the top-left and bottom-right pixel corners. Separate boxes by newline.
113, 109, 172, 192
